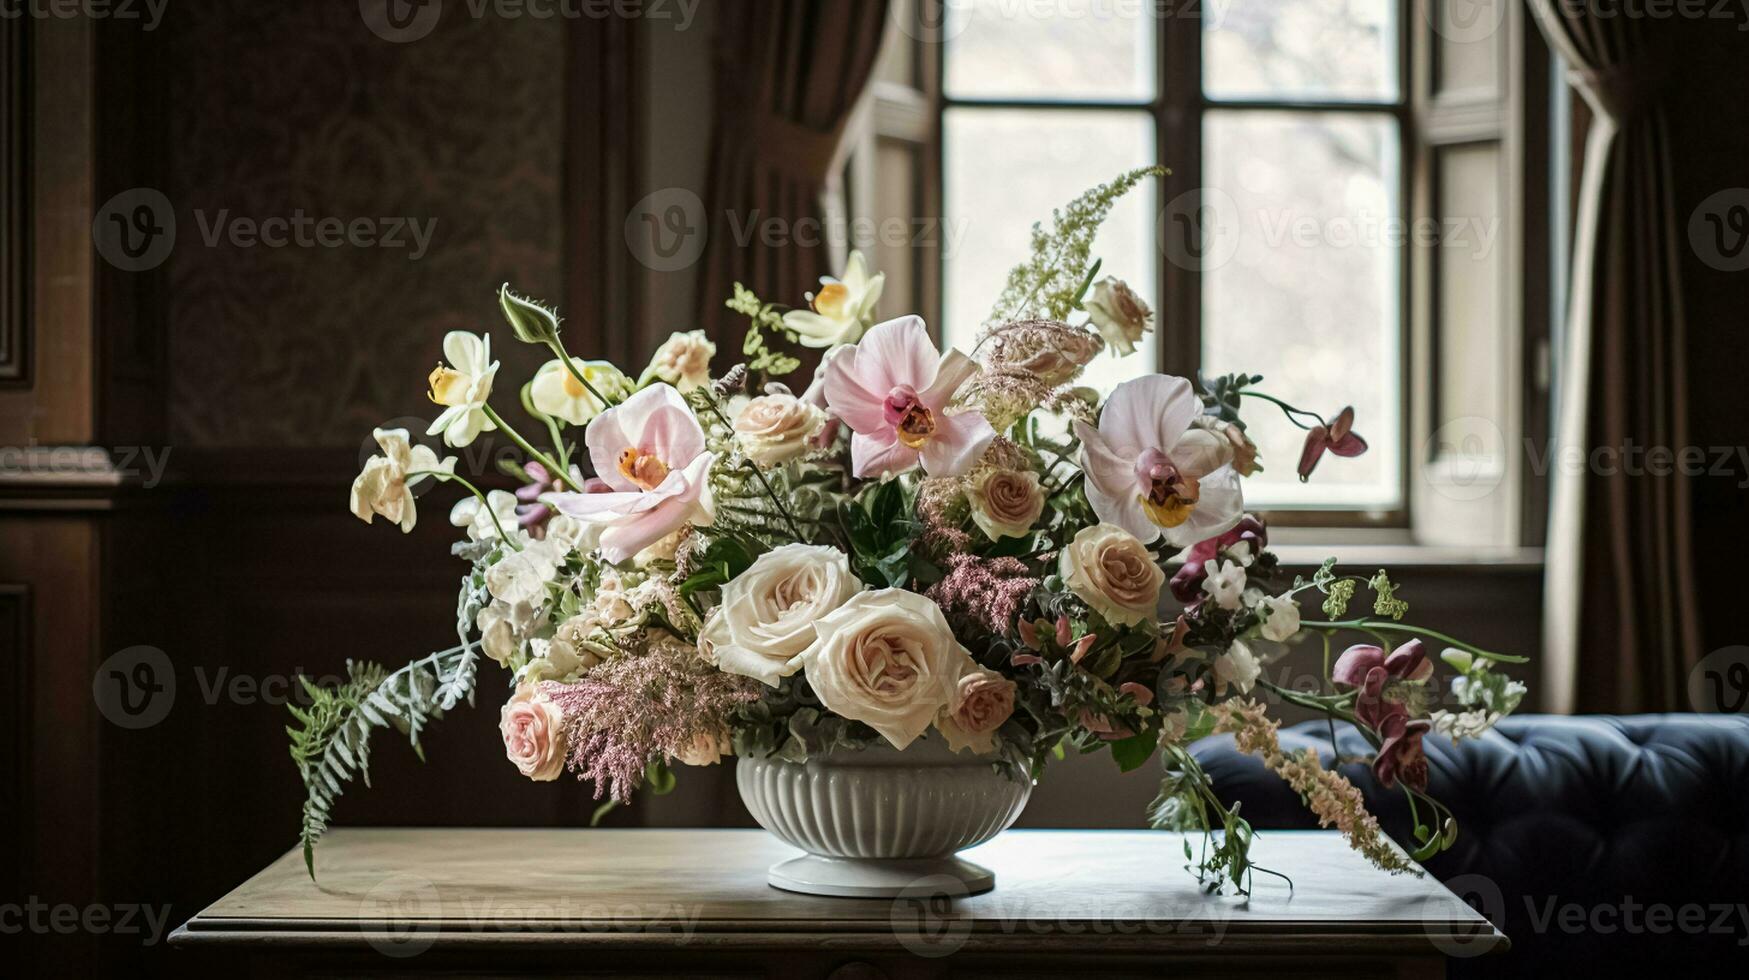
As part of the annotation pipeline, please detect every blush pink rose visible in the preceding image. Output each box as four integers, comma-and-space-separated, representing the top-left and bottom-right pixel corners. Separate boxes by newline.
935, 667, 1017, 754
499, 685, 567, 781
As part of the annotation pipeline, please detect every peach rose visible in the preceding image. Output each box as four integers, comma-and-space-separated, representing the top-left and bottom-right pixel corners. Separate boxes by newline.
797, 589, 965, 749
499, 685, 567, 781
969, 468, 1045, 541
1060, 523, 1165, 626
733, 392, 826, 466
936, 667, 1017, 754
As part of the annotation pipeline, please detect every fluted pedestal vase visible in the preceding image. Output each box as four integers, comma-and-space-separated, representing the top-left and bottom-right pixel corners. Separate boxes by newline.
736, 736, 1032, 898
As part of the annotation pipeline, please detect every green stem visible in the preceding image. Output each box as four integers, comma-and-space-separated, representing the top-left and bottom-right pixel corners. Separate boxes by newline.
1239, 390, 1325, 431
482, 405, 582, 492
409, 470, 521, 551
698, 396, 804, 539
1302, 619, 1528, 664
545, 342, 617, 409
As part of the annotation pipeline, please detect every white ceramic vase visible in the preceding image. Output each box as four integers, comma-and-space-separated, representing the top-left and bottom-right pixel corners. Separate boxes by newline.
736, 735, 1032, 897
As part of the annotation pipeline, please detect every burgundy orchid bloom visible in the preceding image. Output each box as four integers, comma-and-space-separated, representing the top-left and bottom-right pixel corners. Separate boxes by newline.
1333, 639, 1435, 791
514, 461, 591, 537
1296, 406, 1368, 482
1168, 514, 1268, 604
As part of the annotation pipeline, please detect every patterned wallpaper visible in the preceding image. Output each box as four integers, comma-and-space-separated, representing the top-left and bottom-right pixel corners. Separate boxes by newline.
166, 0, 563, 447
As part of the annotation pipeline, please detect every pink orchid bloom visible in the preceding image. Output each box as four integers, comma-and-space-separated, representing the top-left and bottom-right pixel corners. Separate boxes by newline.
1074, 375, 1244, 548
823, 315, 995, 478
542, 383, 715, 563
1297, 405, 1368, 481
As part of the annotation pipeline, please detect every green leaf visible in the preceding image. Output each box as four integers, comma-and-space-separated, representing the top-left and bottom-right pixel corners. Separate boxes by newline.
1109, 731, 1157, 772
644, 760, 677, 795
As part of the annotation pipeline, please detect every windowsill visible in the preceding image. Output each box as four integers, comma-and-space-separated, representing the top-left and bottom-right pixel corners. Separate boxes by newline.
1263, 526, 1544, 571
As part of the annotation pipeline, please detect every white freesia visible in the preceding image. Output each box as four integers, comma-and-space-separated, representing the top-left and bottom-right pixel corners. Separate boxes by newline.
781, 250, 885, 348
1201, 559, 1246, 611
450, 489, 519, 541
530, 357, 629, 425
350, 428, 456, 533
643, 329, 716, 392
1213, 638, 1262, 694
700, 544, 859, 686
426, 331, 500, 447
797, 589, 965, 750
485, 537, 565, 606
1257, 593, 1301, 642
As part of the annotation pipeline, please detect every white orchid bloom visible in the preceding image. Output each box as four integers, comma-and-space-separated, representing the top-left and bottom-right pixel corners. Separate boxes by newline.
782, 250, 885, 349
350, 428, 455, 533
426, 331, 500, 447
1074, 374, 1243, 548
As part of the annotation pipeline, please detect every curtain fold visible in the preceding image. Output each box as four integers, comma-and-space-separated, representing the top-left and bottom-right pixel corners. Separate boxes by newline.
697, 0, 891, 347
1529, 2, 1702, 712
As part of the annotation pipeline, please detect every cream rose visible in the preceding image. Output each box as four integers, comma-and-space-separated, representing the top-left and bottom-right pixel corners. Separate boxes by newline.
733, 393, 826, 466
798, 589, 966, 750
499, 685, 567, 781
1059, 523, 1165, 626
969, 468, 1045, 541
935, 667, 1017, 754
674, 727, 732, 767
644, 329, 716, 391
700, 544, 859, 686
1084, 278, 1154, 356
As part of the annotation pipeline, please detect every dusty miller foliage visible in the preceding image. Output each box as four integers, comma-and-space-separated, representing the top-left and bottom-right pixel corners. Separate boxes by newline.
287, 562, 489, 878
984, 164, 1167, 331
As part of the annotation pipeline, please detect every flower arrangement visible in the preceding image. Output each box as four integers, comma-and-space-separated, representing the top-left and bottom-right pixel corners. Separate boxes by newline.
294, 167, 1527, 891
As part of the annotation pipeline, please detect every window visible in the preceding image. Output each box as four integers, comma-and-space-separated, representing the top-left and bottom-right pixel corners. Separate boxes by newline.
861, 0, 1545, 543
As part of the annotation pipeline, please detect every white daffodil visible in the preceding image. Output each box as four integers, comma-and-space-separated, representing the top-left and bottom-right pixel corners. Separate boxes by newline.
426, 331, 500, 447
782, 250, 885, 349
450, 490, 520, 542
350, 428, 455, 533
530, 357, 629, 426
1201, 559, 1247, 610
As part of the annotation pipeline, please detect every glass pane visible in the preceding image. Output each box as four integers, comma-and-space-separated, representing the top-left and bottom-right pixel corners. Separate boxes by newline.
1204, 0, 1398, 102
943, 108, 1156, 396
944, 0, 1153, 102
1201, 110, 1402, 509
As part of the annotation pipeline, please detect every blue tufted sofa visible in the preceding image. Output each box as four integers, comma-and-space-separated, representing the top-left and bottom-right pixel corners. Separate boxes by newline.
1191, 714, 1749, 975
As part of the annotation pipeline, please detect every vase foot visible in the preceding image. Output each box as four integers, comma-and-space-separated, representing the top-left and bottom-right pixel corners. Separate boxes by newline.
766, 853, 995, 898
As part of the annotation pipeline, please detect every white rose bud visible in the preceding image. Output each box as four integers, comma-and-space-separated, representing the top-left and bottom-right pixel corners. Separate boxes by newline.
1084, 278, 1154, 356
733, 393, 826, 466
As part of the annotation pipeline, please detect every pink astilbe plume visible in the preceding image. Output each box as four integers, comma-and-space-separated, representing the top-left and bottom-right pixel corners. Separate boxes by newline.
543, 630, 762, 802
927, 553, 1040, 637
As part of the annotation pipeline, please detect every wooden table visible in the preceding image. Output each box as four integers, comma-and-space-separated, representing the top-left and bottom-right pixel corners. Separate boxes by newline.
171, 828, 1505, 978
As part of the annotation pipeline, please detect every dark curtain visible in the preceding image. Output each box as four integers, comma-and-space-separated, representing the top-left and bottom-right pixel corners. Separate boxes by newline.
1529, 3, 1702, 711
696, 0, 891, 347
